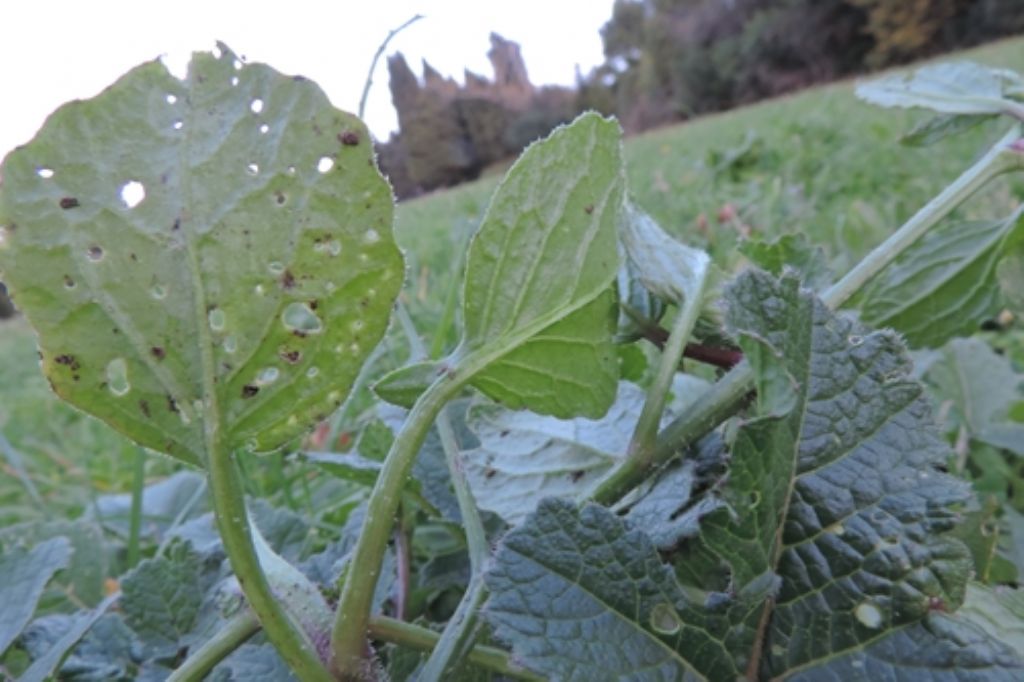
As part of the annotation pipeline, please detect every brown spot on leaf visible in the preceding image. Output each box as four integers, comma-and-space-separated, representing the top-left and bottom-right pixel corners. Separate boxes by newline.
55, 354, 80, 371
167, 395, 179, 413
280, 270, 295, 289
139, 400, 151, 418
308, 299, 318, 310
485, 468, 497, 479
59, 197, 80, 209
63, 275, 74, 288
151, 346, 166, 360
280, 349, 301, 364
570, 470, 586, 483
338, 130, 360, 146
584, 205, 594, 215
242, 385, 259, 398
172, 218, 181, 231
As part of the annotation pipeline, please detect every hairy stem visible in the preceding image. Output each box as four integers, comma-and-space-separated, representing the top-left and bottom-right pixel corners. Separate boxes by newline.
627, 268, 708, 462
357, 15, 424, 121
208, 451, 334, 682
331, 373, 465, 678
167, 610, 261, 682
368, 616, 543, 681
593, 124, 1023, 505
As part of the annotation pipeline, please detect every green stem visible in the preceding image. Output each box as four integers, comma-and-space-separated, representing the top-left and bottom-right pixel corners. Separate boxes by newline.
368, 616, 543, 681
331, 373, 465, 678
126, 446, 146, 569
627, 267, 708, 463
418, 405, 490, 680
167, 610, 261, 682
593, 124, 1023, 506
208, 451, 334, 682
357, 15, 424, 121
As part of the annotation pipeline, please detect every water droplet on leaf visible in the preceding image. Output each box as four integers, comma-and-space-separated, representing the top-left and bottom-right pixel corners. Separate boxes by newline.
105, 358, 130, 396
282, 302, 323, 334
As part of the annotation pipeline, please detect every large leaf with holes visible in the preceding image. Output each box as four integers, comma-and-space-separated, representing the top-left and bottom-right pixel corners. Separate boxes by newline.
456, 113, 623, 419
854, 208, 1024, 348
0, 46, 402, 464
484, 271, 1009, 680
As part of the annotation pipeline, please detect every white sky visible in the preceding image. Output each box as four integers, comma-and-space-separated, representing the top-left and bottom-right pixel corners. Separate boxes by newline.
0, 0, 614, 155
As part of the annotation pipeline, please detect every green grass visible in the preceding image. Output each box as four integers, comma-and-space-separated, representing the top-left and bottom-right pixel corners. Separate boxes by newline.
2, 36, 1023, 525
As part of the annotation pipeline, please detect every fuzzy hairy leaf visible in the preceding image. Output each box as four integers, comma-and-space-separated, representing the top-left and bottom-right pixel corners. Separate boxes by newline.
958, 584, 1024, 654
856, 62, 1024, 119
0, 536, 71, 656
619, 202, 709, 307
855, 208, 1024, 348
901, 113, 998, 147
738, 232, 832, 290
924, 338, 1024, 456
120, 542, 202, 659
459, 113, 623, 419
486, 271, 990, 681
0, 45, 402, 465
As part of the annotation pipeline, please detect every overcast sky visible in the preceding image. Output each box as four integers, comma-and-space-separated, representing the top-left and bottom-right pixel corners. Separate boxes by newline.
0, 0, 614, 156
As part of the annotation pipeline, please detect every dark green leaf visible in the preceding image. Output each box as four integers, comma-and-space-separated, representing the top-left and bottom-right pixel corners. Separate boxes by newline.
212, 643, 297, 681
738, 232, 832, 290
19, 593, 120, 682
0, 520, 108, 607
0, 45, 402, 465
0, 536, 71, 655
901, 113, 998, 147
121, 542, 202, 659
855, 208, 1024, 348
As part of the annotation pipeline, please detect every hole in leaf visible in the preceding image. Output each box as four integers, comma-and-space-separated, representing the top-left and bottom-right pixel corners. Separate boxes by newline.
173, 120, 184, 131
286, 165, 296, 175
233, 58, 243, 71
0, 226, 8, 249
150, 284, 167, 299
247, 163, 259, 175
250, 98, 264, 114
165, 94, 177, 104
87, 246, 104, 262
63, 275, 76, 289
848, 335, 863, 347
282, 302, 323, 334
208, 308, 227, 332
37, 167, 54, 179
259, 123, 269, 134
231, 76, 239, 87
317, 157, 334, 173
211, 44, 223, 59
105, 358, 130, 396
120, 181, 145, 208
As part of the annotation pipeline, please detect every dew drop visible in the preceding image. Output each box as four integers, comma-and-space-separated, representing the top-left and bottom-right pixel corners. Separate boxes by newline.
854, 601, 883, 629
247, 162, 259, 175
317, 157, 334, 173
282, 302, 323, 334
37, 167, 54, 179
250, 98, 264, 114
363, 229, 380, 244
150, 284, 167, 299
120, 181, 146, 208
268, 261, 285, 275
649, 603, 682, 635
256, 367, 280, 385
105, 358, 130, 396
259, 123, 269, 134
208, 308, 227, 332
224, 335, 238, 353
306, 366, 319, 378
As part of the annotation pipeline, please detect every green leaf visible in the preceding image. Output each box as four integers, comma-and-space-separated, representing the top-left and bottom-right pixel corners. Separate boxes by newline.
951, 496, 1019, 585
901, 112, 998, 147
372, 360, 439, 408
303, 451, 382, 486
458, 113, 623, 419
486, 271, 980, 680
856, 61, 1024, 119
737, 232, 832, 290
120, 541, 202, 659
19, 593, 120, 682
213, 643, 298, 681
997, 252, 1024, 314
924, 338, 1024, 456
958, 583, 1024, 653
855, 208, 1024, 348
0, 45, 402, 465
462, 382, 646, 525
0, 520, 108, 607
619, 202, 710, 307
0, 536, 71, 656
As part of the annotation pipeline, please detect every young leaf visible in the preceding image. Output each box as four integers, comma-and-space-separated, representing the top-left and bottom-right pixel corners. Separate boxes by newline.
0, 536, 71, 655
619, 202, 710, 307
854, 208, 1024, 348
373, 360, 440, 408
737, 232, 832, 290
901, 112, 998, 147
0, 45, 402, 465
856, 61, 1024, 119
459, 113, 623, 419
924, 338, 1024, 456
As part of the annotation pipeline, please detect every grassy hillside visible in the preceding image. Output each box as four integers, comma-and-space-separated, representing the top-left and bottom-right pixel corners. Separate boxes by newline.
2, 36, 1023, 519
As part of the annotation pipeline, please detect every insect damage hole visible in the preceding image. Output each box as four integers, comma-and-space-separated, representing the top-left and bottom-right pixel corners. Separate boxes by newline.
317, 157, 334, 173
165, 94, 178, 104
36, 167, 54, 179
250, 98, 264, 114
119, 181, 145, 208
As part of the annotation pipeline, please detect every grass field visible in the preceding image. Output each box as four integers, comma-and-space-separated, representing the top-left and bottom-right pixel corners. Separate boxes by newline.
3, 36, 1024, 524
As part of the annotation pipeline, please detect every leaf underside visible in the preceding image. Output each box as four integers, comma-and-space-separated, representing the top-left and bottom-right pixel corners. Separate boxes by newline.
0, 46, 402, 465
485, 271, 1021, 681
